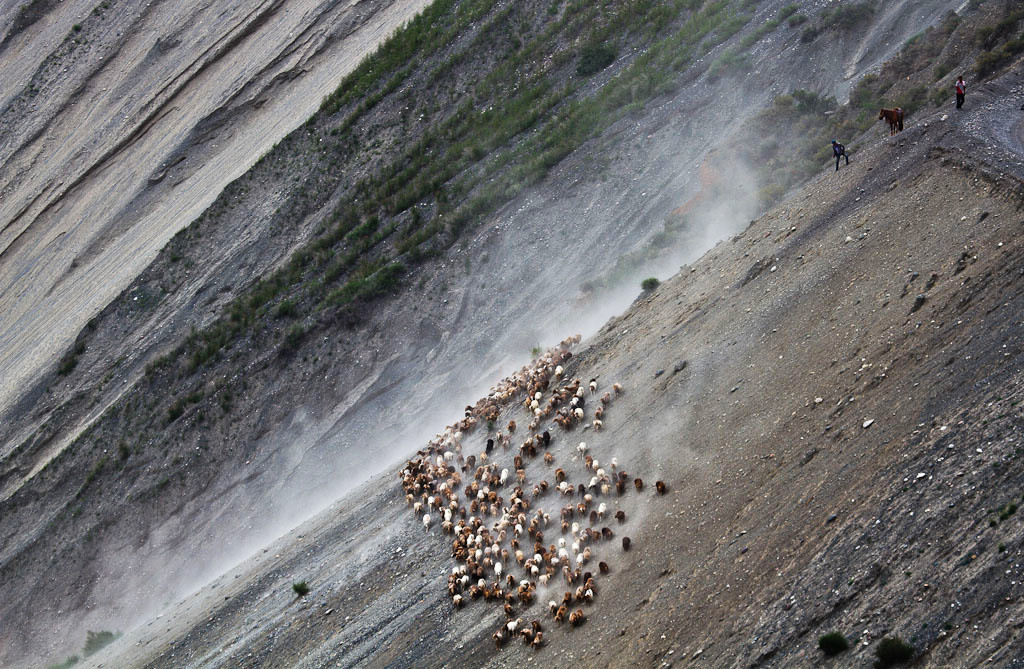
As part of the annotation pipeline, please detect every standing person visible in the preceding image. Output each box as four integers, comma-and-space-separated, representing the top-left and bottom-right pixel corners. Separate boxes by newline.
955, 76, 966, 109
832, 140, 848, 172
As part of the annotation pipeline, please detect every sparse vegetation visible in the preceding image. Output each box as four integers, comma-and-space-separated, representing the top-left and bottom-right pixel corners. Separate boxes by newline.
874, 636, 914, 667
818, 631, 850, 656
641, 277, 660, 291
57, 341, 86, 376
292, 581, 310, 597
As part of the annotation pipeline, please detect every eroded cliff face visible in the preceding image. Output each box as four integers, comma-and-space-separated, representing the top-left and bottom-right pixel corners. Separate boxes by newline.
0, 0, 431, 415
0, 0, 991, 665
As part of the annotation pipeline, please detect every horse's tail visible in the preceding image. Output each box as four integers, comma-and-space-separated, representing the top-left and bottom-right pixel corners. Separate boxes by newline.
898, 116, 904, 131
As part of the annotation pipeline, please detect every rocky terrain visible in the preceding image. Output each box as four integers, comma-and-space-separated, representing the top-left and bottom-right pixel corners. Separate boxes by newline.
85, 78, 1024, 667
2, 0, 1023, 666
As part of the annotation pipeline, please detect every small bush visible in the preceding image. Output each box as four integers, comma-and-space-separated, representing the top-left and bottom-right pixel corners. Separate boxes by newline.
83, 630, 118, 657
823, 2, 876, 31
47, 656, 79, 669
800, 25, 821, 42
577, 43, 616, 77
818, 631, 850, 655
641, 277, 660, 291
787, 13, 807, 27
282, 323, 306, 352
274, 298, 298, 319
933, 62, 953, 81
874, 636, 914, 667
292, 581, 310, 597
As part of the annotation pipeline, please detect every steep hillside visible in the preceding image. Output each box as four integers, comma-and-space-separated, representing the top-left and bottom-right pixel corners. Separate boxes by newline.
5, 0, 1022, 665
90, 73, 1024, 667
0, 0, 431, 413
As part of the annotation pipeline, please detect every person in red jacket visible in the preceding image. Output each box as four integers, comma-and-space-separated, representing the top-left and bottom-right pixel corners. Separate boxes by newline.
955, 76, 966, 109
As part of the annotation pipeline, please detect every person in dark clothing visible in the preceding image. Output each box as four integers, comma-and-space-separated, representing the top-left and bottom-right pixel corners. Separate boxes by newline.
955, 76, 966, 109
832, 140, 848, 171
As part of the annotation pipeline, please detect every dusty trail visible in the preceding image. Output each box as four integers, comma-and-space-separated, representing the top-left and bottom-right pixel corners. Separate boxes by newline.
0, 0, 430, 417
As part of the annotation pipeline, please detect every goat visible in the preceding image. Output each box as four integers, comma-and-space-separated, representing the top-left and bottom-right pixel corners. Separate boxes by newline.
622, 537, 631, 551
656, 480, 668, 495
634, 477, 644, 492
599, 561, 610, 574
615, 510, 626, 523
589, 378, 598, 394
569, 609, 586, 627
508, 420, 516, 433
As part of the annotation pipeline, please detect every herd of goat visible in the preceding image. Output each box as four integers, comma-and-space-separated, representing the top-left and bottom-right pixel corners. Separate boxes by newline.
400, 335, 666, 650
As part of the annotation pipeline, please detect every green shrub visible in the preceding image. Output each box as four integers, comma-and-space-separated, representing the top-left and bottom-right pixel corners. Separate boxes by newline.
274, 298, 298, 319
641, 277, 660, 291
933, 62, 953, 81
874, 636, 914, 667
975, 11, 1024, 49
577, 42, 616, 76
83, 630, 118, 657
292, 581, 310, 597
818, 631, 850, 656
282, 323, 306, 352
787, 13, 807, 27
47, 656, 80, 669
823, 2, 876, 31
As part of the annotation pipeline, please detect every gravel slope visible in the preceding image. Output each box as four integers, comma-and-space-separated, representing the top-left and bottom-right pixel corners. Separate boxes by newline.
87, 73, 1024, 668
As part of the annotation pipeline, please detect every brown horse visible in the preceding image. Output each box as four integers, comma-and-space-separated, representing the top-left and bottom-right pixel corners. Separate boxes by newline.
879, 107, 904, 135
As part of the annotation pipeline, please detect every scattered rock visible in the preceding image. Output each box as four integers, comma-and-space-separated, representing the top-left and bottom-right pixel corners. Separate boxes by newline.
673, 360, 688, 374
911, 294, 927, 313
862, 419, 875, 428
654, 369, 665, 377
826, 513, 838, 524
